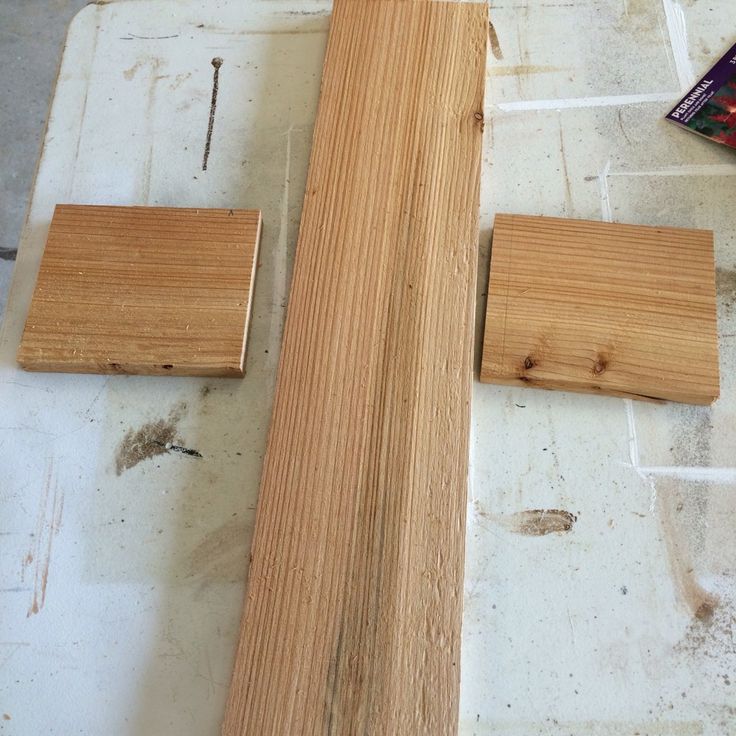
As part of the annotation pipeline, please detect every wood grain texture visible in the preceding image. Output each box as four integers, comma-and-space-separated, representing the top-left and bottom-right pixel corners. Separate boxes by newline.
222, 1, 486, 734
17, 204, 261, 377
480, 213, 719, 404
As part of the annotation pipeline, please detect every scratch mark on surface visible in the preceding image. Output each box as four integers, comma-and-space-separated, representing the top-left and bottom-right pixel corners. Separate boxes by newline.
616, 107, 634, 147
192, 26, 326, 36
566, 608, 576, 648
264, 123, 299, 356
0, 381, 52, 393
83, 377, 109, 419
139, 57, 164, 204
487, 19, 503, 60
597, 160, 612, 222
121, 33, 179, 40
69, 13, 100, 199
557, 116, 572, 215
277, 8, 330, 16
152, 440, 203, 459
278, 125, 293, 301
25, 460, 64, 617
202, 57, 223, 171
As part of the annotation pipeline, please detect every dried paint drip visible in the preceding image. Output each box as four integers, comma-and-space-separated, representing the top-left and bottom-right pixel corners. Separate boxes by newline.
487, 20, 503, 60
500, 509, 577, 536
473, 501, 577, 537
202, 57, 223, 171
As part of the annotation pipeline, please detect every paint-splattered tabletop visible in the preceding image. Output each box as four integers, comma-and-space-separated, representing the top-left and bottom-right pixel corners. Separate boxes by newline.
1, 1, 735, 733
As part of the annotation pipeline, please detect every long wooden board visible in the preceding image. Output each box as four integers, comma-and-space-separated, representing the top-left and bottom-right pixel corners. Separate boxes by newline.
222, 2, 487, 733
18, 204, 261, 377
480, 213, 719, 404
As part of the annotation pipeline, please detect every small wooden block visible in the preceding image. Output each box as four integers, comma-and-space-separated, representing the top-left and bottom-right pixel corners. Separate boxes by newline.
18, 204, 261, 377
480, 213, 719, 404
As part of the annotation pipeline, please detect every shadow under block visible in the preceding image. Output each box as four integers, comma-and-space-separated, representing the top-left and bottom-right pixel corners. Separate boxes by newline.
480, 214, 720, 405
222, 1, 486, 734
17, 204, 262, 377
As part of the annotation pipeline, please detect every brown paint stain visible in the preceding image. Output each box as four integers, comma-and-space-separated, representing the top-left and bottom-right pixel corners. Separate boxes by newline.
25, 460, 64, 618
675, 594, 733, 662
169, 71, 191, 91
694, 600, 716, 623
23, 552, 33, 569
123, 60, 143, 80
475, 502, 577, 536
487, 19, 503, 60
657, 480, 720, 627
114, 403, 185, 474
502, 509, 577, 536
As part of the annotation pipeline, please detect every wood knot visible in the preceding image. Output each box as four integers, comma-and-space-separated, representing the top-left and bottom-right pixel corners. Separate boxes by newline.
593, 357, 608, 375
473, 111, 483, 122
523, 356, 535, 370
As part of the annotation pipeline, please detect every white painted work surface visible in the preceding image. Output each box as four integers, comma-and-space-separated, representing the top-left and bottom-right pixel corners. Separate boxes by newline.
1, 1, 735, 734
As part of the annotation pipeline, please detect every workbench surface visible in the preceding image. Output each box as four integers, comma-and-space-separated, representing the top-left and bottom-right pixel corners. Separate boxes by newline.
1, 1, 735, 734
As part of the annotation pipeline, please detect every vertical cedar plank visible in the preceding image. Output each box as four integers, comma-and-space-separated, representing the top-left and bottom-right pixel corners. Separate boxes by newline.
222, 1, 487, 733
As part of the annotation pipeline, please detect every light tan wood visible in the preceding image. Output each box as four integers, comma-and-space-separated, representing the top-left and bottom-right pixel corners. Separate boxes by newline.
17, 204, 261, 377
222, 1, 486, 734
480, 213, 719, 404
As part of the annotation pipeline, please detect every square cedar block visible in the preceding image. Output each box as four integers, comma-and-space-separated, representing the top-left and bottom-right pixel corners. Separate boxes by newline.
17, 204, 262, 377
480, 213, 719, 405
